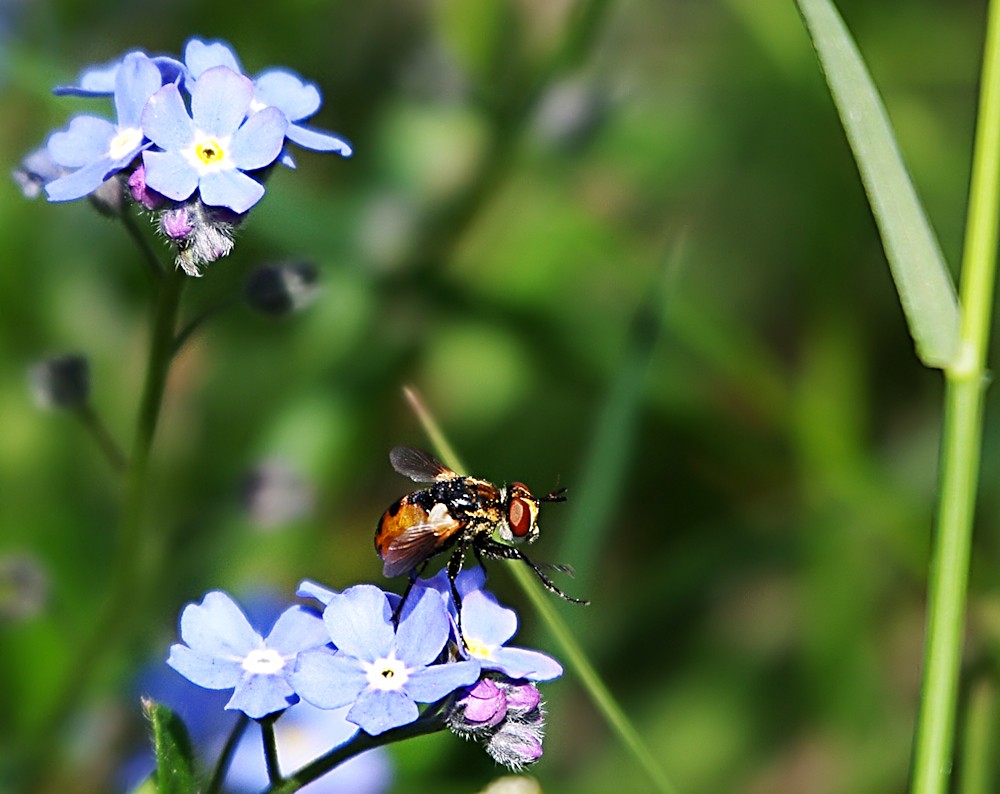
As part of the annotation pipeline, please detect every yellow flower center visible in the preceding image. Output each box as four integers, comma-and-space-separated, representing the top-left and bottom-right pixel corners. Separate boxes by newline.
185, 133, 233, 173
463, 637, 494, 661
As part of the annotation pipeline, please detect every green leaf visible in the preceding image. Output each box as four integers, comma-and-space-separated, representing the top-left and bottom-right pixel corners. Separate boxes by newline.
143, 697, 199, 794
794, 0, 960, 369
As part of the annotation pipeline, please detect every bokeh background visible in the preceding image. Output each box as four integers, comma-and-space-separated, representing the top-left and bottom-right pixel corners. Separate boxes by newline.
0, 0, 995, 792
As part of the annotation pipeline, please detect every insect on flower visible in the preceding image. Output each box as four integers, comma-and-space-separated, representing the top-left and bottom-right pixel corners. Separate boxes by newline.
375, 447, 588, 637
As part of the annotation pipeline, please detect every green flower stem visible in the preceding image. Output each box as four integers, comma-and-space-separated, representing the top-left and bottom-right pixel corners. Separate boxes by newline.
260, 715, 283, 785
403, 385, 678, 794
207, 714, 250, 794
911, 2, 1000, 792
74, 402, 128, 471
24, 262, 185, 790
120, 209, 165, 282
266, 704, 450, 794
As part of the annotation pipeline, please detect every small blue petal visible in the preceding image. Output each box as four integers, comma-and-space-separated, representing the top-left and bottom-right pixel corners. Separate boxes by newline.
142, 149, 199, 202
166, 643, 243, 690
229, 106, 287, 170
291, 648, 367, 709
53, 57, 121, 96
403, 659, 481, 702
142, 84, 195, 151
462, 590, 518, 646
198, 168, 265, 214
286, 123, 353, 156
265, 605, 328, 654
489, 647, 563, 681
114, 52, 164, 128
184, 38, 242, 79
323, 586, 394, 661
395, 586, 450, 667
253, 70, 321, 121
178, 591, 262, 659
226, 671, 298, 719
347, 688, 419, 735
191, 66, 253, 136
47, 116, 115, 168
44, 160, 115, 202
296, 579, 337, 606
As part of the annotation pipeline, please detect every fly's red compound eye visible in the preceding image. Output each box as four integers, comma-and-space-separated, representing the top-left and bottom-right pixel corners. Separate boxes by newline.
508, 496, 535, 537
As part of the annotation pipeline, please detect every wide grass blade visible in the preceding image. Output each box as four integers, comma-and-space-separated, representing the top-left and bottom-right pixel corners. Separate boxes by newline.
794, 0, 960, 369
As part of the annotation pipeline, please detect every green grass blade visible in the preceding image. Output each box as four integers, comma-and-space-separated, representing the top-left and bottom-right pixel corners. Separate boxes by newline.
794, 0, 960, 369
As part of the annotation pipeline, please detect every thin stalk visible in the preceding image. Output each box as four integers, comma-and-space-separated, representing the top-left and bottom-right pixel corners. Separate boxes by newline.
260, 715, 283, 785
75, 402, 128, 471
403, 386, 677, 794
24, 264, 186, 790
206, 714, 250, 794
267, 704, 449, 794
911, 2, 1000, 792
120, 209, 165, 282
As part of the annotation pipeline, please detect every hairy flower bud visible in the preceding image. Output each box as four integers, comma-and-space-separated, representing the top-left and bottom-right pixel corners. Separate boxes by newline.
244, 262, 319, 317
447, 675, 548, 771
30, 353, 90, 410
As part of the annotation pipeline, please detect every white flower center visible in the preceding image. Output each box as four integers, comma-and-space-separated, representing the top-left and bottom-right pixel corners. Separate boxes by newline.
249, 97, 269, 115
364, 653, 409, 691
109, 127, 143, 160
185, 132, 233, 173
242, 648, 286, 675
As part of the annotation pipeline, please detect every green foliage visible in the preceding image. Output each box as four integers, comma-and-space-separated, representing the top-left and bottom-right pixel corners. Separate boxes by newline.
144, 699, 199, 794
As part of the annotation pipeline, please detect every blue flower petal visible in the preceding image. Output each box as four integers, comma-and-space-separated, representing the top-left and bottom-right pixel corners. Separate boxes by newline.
403, 659, 481, 702
142, 84, 195, 151
462, 590, 518, 646
198, 168, 265, 214
395, 586, 450, 667
489, 647, 563, 681
323, 585, 394, 661
53, 57, 121, 96
347, 688, 419, 735
47, 116, 115, 168
253, 70, 321, 121
114, 52, 164, 128
291, 648, 367, 709
142, 149, 199, 202
286, 123, 353, 156
44, 160, 115, 202
166, 643, 243, 689
296, 579, 337, 606
229, 106, 287, 170
184, 38, 242, 79
191, 66, 253, 137
178, 591, 262, 659
226, 671, 298, 719
265, 605, 328, 654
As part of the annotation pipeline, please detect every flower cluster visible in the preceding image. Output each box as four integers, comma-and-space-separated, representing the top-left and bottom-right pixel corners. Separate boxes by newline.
17, 38, 351, 275
167, 568, 563, 772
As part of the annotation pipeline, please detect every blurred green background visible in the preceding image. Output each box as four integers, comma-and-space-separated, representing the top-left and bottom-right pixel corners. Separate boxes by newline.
0, 0, 995, 792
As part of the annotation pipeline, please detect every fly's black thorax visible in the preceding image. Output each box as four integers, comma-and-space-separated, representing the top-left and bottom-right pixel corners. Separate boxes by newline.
419, 477, 502, 526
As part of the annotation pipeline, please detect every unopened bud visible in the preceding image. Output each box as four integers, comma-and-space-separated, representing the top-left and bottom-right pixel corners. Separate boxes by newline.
244, 262, 319, 317
30, 354, 90, 410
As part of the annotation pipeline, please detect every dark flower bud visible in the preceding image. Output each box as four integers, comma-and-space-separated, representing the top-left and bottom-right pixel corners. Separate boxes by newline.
30, 353, 90, 410
0, 553, 49, 622
244, 262, 320, 317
